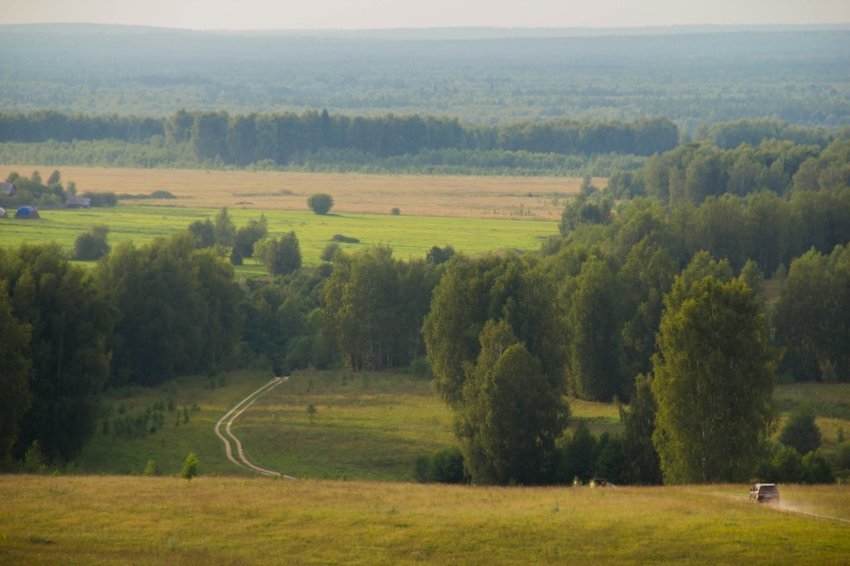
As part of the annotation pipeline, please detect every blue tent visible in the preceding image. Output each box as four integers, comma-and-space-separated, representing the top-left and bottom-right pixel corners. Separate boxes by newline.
15, 206, 39, 219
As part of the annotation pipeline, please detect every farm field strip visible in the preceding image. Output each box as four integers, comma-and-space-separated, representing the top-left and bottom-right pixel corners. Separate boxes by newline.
1, 164, 589, 220
0, 205, 557, 267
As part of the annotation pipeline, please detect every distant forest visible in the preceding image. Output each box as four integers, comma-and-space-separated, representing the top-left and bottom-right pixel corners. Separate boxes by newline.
1, 25, 849, 127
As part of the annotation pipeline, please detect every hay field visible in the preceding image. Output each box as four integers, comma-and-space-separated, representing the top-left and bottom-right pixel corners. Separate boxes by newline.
1, 165, 593, 220
2, 475, 849, 564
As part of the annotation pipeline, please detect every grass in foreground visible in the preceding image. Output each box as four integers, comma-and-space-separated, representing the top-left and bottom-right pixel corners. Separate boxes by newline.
1, 475, 848, 565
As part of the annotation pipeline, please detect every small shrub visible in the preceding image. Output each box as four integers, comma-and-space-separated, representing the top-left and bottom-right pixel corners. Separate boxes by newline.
779, 407, 821, 455
331, 234, 359, 244
307, 193, 334, 215
150, 190, 176, 199
321, 242, 341, 262
23, 441, 46, 474
144, 459, 159, 476
73, 225, 110, 261
802, 451, 834, 484
414, 447, 466, 483
180, 452, 198, 480
390, 207, 400, 215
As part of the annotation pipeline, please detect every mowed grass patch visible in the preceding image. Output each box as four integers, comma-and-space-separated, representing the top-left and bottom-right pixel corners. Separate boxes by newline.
2, 475, 849, 564
0, 205, 557, 267
1, 165, 590, 220
234, 369, 455, 481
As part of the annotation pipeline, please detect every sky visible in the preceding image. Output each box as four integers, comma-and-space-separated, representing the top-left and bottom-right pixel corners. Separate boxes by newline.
1, 0, 849, 30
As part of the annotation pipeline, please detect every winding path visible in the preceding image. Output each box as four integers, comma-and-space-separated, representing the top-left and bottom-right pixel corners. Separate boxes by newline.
214, 376, 297, 479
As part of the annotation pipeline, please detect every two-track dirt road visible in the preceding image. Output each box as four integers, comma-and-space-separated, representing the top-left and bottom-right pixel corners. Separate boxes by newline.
214, 376, 297, 479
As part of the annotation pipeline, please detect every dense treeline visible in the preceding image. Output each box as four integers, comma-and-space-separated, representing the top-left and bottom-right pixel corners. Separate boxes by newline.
0, 110, 678, 166
3, 127, 850, 485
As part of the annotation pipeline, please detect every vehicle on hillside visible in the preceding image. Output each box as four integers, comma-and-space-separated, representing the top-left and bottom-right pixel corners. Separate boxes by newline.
749, 483, 780, 504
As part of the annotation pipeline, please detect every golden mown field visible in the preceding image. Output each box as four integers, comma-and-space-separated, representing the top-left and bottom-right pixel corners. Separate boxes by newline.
2, 165, 597, 220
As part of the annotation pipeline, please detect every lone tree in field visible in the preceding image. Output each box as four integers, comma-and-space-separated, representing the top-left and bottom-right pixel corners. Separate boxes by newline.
307, 193, 334, 215
651, 274, 775, 484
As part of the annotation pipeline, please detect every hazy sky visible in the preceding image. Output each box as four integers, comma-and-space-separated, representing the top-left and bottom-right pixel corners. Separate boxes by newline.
2, 0, 849, 30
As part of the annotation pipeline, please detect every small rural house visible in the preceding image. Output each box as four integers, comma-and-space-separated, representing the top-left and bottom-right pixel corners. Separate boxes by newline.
0, 182, 16, 197
15, 206, 40, 219
66, 196, 92, 209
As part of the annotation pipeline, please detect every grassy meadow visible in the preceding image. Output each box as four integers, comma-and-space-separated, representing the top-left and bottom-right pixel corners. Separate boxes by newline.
2, 475, 849, 564
76, 370, 629, 481
0, 205, 558, 269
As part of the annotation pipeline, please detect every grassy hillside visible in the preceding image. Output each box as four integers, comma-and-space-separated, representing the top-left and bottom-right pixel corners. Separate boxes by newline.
2, 475, 849, 564
76, 370, 456, 480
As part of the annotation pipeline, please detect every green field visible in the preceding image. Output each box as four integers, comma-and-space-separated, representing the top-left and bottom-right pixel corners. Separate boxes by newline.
0, 205, 557, 271
2, 475, 849, 564
76, 370, 455, 481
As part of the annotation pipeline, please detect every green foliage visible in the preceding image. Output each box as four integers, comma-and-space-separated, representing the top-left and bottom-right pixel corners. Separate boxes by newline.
559, 193, 613, 236
802, 451, 835, 484
187, 219, 215, 248
456, 321, 569, 485
413, 447, 466, 484
652, 272, 775, 484
143, 459, 159, 476
180, 452, 198, 480
331, 234, 359, 244
557, 421, 598, 483
23, 440, 46, 474
424, 254, 565, 408
620, 375, 663, 485
0, 281, 31, 461
324, 247, 438, 371
73, 224, 110, 261
233, 214, 268, 258
214, 207, 236, 247
256, 232, 302, 276
307, 193, 334, 215
779, 407, 822, 455
775, 245, 850, 382
97, 234, 243, 386
320, 243, 340, 262
0, 243, 113, 463
566, 257, 623, 401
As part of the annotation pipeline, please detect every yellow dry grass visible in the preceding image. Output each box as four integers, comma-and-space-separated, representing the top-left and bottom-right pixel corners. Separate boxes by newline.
2, 165, 598, 220
2, 475, 849, 565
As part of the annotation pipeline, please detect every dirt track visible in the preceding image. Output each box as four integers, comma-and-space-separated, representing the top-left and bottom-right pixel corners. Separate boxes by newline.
214, 376, 296, 479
